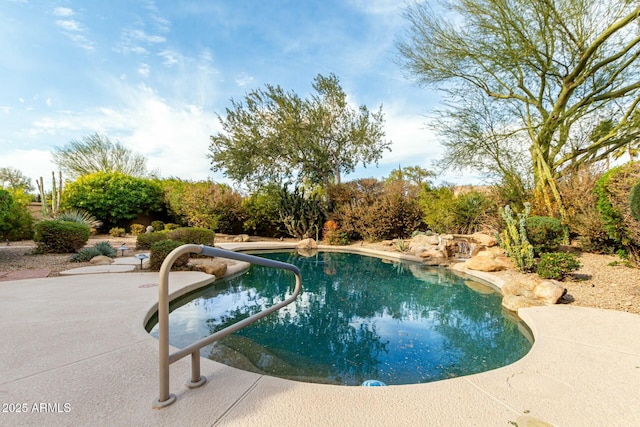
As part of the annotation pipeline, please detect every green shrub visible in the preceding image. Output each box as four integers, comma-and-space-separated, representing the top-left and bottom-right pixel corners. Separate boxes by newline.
526, 216, 564, 255
93, 241, 117, 257
629, 182, 640, 222
164, 222, 180, 231
130, 223, 145, 236
167, 227, 215, 245
136, 231, 169, 249
595, 162, 640, 264
149, 240, 189, 271
151, 220, 165, 231
69, 247, 102, 262
109, 227, 125, 237
499, 204, 535, 272
450, 190, 494, 234
34, 220, 90, 253
242, 185, 282, 236
278, 185, 325, 239
62, 171, 164, 231
537, 252, 581, 280
0, 189, 33, 241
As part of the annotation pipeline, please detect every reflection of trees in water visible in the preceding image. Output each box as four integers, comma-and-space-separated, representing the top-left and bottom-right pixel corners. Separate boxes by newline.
181, 252, 531, 384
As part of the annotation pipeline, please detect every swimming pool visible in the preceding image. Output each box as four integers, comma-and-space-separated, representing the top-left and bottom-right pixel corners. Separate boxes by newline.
148, 251, 532, 386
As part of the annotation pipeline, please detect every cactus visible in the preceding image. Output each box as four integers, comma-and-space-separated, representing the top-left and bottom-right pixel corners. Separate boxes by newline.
499, 203, 535, 272
36, 171, 63, 218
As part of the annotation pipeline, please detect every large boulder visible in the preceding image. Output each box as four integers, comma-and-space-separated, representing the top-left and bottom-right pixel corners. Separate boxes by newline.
470, 232, 498, 247
190, 259, 228, 277
534, 280, 566, 304
417, 248, 447, 259
297, 238, 318, 249
409, 234, 440, 253
90, 255, 114, 265
233, 234, 251, 242
462, 256, 505, 272
502, 295, 543, 311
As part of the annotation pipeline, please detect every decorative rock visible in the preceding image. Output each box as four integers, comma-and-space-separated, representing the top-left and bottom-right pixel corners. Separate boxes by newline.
297, 238, 318, 249
502, 279, 536, 297
409, 234, 440, 249
146, 226, 154, 233
462, 256, 505, 272
534, 280, 566, 305
502, 295, 543, 312
89, 255, 114, 265
233, 234, 251, 242
418, 248, 446, 259
470, 232, 498, 247
192, 260, 228, 277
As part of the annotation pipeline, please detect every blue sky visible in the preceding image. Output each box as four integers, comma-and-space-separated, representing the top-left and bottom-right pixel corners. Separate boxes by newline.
1, 0, 477, 190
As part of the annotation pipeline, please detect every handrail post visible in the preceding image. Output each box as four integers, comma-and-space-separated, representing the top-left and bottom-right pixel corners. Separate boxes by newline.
152, 244, 202, 409
152, 244, 301, 409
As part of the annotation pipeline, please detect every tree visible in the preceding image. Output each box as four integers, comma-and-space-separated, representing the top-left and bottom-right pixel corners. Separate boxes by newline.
62, 172, 164, 230
0, 167, 34, 193
52, 133, 151, 180
397, 0, 640, 221
209, 73, 391, 190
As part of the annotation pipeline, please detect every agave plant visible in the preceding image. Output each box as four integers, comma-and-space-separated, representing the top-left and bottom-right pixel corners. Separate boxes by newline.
54, 208, 103, 230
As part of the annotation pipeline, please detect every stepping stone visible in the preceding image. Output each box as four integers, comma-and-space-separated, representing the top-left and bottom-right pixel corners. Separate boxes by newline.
0, 269, 51, 282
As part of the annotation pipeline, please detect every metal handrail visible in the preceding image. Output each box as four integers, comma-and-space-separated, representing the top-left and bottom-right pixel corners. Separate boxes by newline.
152, 244, 302, 409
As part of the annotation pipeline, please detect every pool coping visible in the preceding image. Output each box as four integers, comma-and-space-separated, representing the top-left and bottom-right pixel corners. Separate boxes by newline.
1, 243, 639, 426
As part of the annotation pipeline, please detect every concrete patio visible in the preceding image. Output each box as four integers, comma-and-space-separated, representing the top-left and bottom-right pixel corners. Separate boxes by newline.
1, 244, 639, 426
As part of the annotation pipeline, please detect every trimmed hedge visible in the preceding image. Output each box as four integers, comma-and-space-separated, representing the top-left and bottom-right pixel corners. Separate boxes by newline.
167, 227, 215, 246
149, 240, 189, 271
136, 231, 169, 249
34, 220, 90, 253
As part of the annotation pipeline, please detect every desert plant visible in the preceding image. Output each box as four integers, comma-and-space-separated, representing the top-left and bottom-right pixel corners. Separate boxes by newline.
136, 231, 168, 249
278, 185, 325, 239
537, 252, 581, 280
34, 220, 90, 253
526, 216, 564, 255
499, 203, 535, 272
69, 246, 102, 262
167, 227, 215, 246
450, 190, 494, 234
54, 208, 103, 230
149, 239, 189, 271
109, 227, 125, 237
93, 241, 117, 257
130, 223, 145, 236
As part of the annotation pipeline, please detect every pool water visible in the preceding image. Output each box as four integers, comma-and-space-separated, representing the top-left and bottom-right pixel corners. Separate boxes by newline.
148, 251, 532, 386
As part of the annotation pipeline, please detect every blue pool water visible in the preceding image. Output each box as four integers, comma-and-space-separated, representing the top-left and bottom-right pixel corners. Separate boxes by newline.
148, 251, 532, 385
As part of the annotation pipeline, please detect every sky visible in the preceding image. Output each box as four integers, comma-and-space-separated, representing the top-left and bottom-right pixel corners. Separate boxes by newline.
1, 0, 480, 191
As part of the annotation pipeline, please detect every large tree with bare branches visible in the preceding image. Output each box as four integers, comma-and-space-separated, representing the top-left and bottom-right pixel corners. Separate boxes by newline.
397, 0, 640, 221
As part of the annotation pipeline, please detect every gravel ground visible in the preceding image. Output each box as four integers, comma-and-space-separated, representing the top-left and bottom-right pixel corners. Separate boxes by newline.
1, 236, 638, 315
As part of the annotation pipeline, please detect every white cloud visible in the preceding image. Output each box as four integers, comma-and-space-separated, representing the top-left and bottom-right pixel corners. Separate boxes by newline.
158, 49, 181, 66
53, 7, 74, 17
235, 72, 254, 87
138, 63, 151, 77
56, 19, 81, 32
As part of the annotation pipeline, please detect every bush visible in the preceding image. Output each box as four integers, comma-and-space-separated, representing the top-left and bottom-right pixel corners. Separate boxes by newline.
151, 220, 165, 231
242, 185, 283, 236
595, 162, 640, 264
537, 252, 581, 280
450, 190, 495, 234
323, 220, 350, 245
69, 247, 102, 262
278, 185, 325, 239
136, 231, 169, 249
34, 220, 90, 253
167, 227, 215, 246
62, 171, 164, 231
0, 189, 33, 241
629, 182, 640, 222
149, 240, 190, 271
526, 216, 564, 255
109, 227, 125, 237
93, 241, 117, 257
164, 222, 180, 231
130, 223, 145, 236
